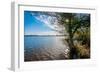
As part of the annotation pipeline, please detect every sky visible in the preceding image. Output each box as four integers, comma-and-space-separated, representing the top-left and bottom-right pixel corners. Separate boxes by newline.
24, 11, 65, 35
24, 11, 90, 35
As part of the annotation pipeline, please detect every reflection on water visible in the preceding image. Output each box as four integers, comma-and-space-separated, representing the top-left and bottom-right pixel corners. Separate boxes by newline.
24, 36, 69, 61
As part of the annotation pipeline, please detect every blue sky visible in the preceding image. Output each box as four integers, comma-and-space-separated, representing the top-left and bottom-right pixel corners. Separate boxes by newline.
24, 11, 90, 35
24, 11, 56, 35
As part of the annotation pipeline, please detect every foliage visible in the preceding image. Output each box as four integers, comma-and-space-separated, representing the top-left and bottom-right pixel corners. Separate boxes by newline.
58, 13, 90, 59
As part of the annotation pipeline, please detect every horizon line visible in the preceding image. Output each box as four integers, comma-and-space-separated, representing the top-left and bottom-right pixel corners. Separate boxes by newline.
24, 34, 68, 36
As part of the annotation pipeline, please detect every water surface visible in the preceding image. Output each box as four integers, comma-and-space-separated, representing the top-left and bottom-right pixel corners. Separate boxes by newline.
24, 36, 69, 61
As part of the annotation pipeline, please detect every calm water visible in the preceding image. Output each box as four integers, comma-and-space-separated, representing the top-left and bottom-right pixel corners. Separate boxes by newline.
24, 36, 67, 49
24, 36, 69, 61
24, 36, 55, 49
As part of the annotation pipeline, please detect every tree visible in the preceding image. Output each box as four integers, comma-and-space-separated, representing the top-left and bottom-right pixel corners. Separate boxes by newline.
58, 13, 90, 59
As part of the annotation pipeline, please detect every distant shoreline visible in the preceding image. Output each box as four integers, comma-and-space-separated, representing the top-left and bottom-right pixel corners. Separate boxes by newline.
24, 35, 68, 37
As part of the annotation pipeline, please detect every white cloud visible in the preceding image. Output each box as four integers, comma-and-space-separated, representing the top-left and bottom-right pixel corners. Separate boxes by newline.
31, 12, 65, 32
25, 12, 67, 35
35, 15, 56, 30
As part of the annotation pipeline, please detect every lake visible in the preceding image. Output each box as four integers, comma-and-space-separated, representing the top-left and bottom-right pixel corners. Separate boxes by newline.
24, 36, 69, 61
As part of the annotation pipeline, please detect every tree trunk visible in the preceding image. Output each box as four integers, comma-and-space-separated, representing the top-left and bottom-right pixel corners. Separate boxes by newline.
67, 15, 78, 59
